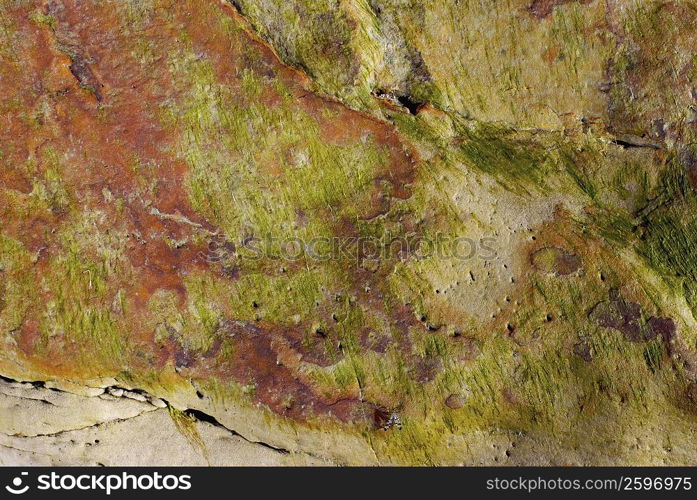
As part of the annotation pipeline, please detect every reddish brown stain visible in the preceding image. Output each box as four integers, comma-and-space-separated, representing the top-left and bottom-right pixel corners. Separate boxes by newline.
445, 393, 467, 409
541, 45, 560, 64
531, 246, 582, 276
206, 320, 367, 423
359, 328, 393, 354
680, 146, 697, 191
528, 0, 594, 19
573, 340, 592, 362
588, 288, 659, 343
0, 0, 428, 424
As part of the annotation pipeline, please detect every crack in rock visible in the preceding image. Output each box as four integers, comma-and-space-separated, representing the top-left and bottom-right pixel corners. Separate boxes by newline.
3, 408, 157, 439
0, 373, 293, 456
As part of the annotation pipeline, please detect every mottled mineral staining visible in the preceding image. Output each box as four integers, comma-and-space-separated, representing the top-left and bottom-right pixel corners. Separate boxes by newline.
3, 0, 697, 466
527, 0, 594, 19
588, 289, 658, 343
531, 246, 581, 276
572, 340, 592, 362
444, 393, 467, 410
680, 145, 697, 191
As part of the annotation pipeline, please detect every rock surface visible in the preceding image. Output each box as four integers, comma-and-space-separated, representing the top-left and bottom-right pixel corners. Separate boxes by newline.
0, 377, 324, 466
1, 0, 697, 465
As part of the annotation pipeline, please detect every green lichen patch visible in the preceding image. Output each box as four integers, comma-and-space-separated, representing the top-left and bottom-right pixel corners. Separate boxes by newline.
34, 209, 130, 369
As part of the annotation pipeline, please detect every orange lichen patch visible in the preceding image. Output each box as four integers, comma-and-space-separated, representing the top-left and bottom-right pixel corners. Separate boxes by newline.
0, 0, 215, 370
194, 320, 369, 423
0, 0, 431, 425
541, 45, 560, 65
0, 13, 57, 169
16, 318, 41, 357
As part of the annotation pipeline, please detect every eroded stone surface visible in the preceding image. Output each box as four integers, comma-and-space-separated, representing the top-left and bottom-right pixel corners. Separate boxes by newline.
0, 378, 324, 466
2, 0, 697, 466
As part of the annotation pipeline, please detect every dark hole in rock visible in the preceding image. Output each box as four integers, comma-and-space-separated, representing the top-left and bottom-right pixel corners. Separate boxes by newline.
396, 94, 424, 115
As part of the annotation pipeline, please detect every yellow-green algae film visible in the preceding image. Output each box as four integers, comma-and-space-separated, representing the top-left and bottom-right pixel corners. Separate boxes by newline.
1, 0, 697, 465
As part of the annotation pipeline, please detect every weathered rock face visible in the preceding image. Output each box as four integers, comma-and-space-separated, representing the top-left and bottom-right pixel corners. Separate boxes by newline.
1, 0, 697, 465
0, 377, 325, 465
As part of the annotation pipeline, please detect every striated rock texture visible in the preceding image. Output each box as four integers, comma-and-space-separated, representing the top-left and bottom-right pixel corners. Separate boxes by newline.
1, 0, 697, 465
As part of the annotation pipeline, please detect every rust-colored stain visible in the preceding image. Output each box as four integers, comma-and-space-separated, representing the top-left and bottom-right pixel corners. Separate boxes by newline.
211, 320, 367, 422
541, 45, 560, 64
0, 0, 423, 422
588, 289, 659, 343
530, 246, 582, 276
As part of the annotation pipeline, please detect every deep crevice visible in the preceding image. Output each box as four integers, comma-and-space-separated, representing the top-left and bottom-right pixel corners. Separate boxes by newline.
372, 89, 424, 115
183, 408, 290, 455
0, 374, 49, 391
609, 133, 662, 150
227, 0, 242, 14
396, 94, 424, 115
